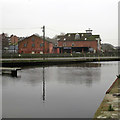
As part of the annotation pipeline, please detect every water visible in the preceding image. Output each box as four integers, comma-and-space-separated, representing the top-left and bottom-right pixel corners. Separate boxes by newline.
2, 61, 118, 118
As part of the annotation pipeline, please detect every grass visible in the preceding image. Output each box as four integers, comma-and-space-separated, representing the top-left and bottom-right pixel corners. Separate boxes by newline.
108, 104, 114, 111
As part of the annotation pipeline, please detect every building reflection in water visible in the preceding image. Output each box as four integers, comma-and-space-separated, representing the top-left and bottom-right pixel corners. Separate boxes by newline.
54, 62, 102, 86
55, 62, 101, 67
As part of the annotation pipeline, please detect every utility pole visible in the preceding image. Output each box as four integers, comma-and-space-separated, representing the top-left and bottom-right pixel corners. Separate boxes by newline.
41, 26, 46, 101
14, 36, 15, 54
42, 26, 45, 60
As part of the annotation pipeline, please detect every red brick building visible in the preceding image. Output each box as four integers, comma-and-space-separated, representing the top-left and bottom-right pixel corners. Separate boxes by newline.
18, 34, 53, 54
56, 29, 101, 53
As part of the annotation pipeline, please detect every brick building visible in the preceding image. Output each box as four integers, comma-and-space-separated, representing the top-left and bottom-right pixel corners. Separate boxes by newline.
56, 29, 101, 53
10, 35, 19, 44
18, 34, 53, 54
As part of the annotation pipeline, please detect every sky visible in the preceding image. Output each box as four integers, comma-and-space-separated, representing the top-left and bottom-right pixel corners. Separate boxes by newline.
0, 0, 119, 46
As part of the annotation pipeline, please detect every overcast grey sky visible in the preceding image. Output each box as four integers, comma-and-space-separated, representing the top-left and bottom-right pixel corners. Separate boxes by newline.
0, 0, 119, 46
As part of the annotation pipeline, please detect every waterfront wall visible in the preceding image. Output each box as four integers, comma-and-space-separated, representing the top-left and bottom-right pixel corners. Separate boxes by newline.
94, 77, 120, 119
1, 57, 120, 67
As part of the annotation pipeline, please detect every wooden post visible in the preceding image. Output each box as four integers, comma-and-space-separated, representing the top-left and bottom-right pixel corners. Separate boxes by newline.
11, 70, 17, 77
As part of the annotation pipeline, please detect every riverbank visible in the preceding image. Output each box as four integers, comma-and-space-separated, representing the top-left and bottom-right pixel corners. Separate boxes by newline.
94, 76, 120, 119
1, 57, 120, 67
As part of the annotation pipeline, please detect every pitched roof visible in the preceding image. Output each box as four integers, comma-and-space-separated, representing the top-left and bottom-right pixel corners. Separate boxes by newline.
57, 33, 100, 41
18, 34, 53, 44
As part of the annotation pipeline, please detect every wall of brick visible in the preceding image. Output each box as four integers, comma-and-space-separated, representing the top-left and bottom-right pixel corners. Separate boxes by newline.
58, 40, 98, 51
18, 35, 53, 54
11, 36, 18, 44
49, 43, 53, 54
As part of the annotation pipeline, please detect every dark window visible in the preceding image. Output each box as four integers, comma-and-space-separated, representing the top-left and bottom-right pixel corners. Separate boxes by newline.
24, 43, 27, 47
32, 37, 35, 41
40, 43, 43, 47
32, 44, 35, 47
72, 43, 74, 46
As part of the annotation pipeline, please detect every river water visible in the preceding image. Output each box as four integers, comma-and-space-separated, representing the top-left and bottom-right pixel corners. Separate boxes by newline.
2, 61, 118, 118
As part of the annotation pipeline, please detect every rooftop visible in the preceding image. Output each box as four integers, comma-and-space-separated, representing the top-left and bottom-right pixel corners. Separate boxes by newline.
57, 32, 101, 41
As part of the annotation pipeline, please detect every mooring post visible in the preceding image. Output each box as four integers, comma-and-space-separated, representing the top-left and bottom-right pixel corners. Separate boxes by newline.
11, 70, 17, 77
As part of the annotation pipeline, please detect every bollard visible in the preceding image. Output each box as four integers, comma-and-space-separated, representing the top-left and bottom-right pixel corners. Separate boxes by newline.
11, 70, 17, 77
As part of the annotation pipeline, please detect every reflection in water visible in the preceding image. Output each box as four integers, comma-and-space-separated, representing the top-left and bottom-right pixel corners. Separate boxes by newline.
20, 68, 43, 85
15, 63, 101, 86
54, 65, 101, 86
2, 62, 118, 118
55, 62, 101, 68
42, 67, 45, 101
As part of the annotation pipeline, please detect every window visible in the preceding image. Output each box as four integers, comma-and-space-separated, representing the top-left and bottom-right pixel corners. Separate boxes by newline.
32, 37, 35, 41
75, 33, 80, 40
32, 44, 35, 47
63, 43, 66, 46
24, 43, 27, 47
72, 43, 74, 46
40, 43, 43, 47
